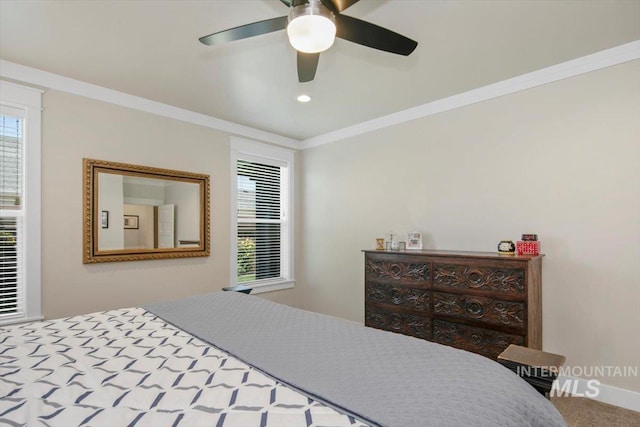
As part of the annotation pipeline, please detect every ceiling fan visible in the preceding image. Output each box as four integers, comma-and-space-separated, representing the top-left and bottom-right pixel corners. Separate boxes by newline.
199, 0, 418, 83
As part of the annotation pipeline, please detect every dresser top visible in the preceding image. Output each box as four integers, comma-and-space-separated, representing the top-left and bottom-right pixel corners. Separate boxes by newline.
362, 249, 543, 261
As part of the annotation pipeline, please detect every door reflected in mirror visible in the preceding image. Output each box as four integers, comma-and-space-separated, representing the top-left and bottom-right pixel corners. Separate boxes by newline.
84, 159, 210, 263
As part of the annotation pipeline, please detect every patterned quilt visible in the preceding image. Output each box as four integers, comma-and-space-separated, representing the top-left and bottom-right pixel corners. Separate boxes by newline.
146, 292, 566, 427
0, 308, 369, 427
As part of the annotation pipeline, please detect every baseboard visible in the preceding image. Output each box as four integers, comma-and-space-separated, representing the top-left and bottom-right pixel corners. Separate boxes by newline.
554, 375, 640, 413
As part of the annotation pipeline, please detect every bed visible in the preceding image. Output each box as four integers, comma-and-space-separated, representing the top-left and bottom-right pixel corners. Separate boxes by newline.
0, 291, 566, 426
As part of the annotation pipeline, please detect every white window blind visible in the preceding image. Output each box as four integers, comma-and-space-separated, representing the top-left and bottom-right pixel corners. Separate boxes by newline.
0, 110, 24, 318
0, 81, 41, 325
231, 138, 294, 293
236, 159, 285, 283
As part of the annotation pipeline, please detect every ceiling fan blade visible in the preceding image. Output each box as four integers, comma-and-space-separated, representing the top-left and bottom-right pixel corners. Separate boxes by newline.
321, 0, 360, 14
279, 0, 291, 6
335, 14, 418, 56
297, 52, 320, 82
199, 16, 288, 46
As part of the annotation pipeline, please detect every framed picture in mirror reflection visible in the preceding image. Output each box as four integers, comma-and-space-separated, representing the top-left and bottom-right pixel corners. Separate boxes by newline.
101, 211, 109, 229
123, 215, 139, 230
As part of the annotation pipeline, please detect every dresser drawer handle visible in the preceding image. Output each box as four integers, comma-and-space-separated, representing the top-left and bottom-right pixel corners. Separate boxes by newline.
470, 333, 484, 346
465, 300, 485, 318
389, 263, 402, 278
390, 313, 403, 329
465, 269, 484, 287
390, 289, 403, 304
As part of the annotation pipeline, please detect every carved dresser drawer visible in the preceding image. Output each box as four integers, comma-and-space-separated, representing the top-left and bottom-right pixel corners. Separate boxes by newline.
433, 319, 525, 358
432, 262, 526, 298
433, 292, 525, 329
364, 250, 543, 360
365, 305, 431, 339
365, 253, 430, 286
366, 282, 430, 312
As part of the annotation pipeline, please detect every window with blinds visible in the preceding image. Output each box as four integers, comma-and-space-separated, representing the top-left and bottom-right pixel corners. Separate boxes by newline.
0, 112, 24, 318
236, 159, 285, 283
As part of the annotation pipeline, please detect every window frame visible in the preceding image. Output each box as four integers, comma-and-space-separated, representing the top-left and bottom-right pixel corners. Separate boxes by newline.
0, 81, 42, 325
230, 137, 294, 293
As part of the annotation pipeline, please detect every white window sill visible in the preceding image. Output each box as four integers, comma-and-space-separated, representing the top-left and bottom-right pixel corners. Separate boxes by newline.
0, 315, 44, 327
246, 279, 295, 294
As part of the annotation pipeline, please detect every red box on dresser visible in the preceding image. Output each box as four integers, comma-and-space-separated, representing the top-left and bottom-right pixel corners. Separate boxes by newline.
517, 241, 540, 256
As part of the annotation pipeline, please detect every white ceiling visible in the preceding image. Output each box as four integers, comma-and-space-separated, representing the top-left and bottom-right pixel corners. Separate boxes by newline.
1, 0, 639, 142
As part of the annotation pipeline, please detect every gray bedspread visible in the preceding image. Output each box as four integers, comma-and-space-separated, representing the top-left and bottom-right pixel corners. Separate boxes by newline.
144, 291, 566, 427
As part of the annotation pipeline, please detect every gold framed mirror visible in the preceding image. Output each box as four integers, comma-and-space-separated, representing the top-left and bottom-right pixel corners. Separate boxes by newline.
83, 158, 210, 263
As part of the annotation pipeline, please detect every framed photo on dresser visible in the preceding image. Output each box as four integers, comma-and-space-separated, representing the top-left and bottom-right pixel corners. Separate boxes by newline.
407, 231, 422, 249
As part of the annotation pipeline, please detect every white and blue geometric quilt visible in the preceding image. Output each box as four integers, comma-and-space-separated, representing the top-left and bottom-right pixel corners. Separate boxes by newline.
0, 308, 369, 427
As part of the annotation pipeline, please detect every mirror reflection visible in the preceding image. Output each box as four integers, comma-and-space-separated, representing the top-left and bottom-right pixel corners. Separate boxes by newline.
83, 158, 210, 263
98, 174, 201, 250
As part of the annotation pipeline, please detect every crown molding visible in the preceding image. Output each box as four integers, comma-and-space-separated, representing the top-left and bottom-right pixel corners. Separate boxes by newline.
2, 40, 638, 151
0, 60, 301, 150
301, 40, 640, 149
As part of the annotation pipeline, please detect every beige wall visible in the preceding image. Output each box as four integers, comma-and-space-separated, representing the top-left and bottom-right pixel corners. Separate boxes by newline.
298, 61, 640, 392
41, 90, 300, 318
36, 60, 640, 394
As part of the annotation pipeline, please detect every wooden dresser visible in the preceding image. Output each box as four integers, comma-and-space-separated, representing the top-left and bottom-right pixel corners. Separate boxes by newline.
363, 249, 543, 359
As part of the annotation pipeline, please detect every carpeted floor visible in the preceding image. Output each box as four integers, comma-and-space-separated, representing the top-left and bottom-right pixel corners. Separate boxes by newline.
552, 396, 640, 426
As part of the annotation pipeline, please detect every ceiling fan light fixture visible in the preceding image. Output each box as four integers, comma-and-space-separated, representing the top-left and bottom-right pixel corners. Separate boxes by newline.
287, 1, 336, 54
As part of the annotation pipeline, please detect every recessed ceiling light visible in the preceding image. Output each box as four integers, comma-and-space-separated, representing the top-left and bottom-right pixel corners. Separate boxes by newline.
297, 94, 311, 103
